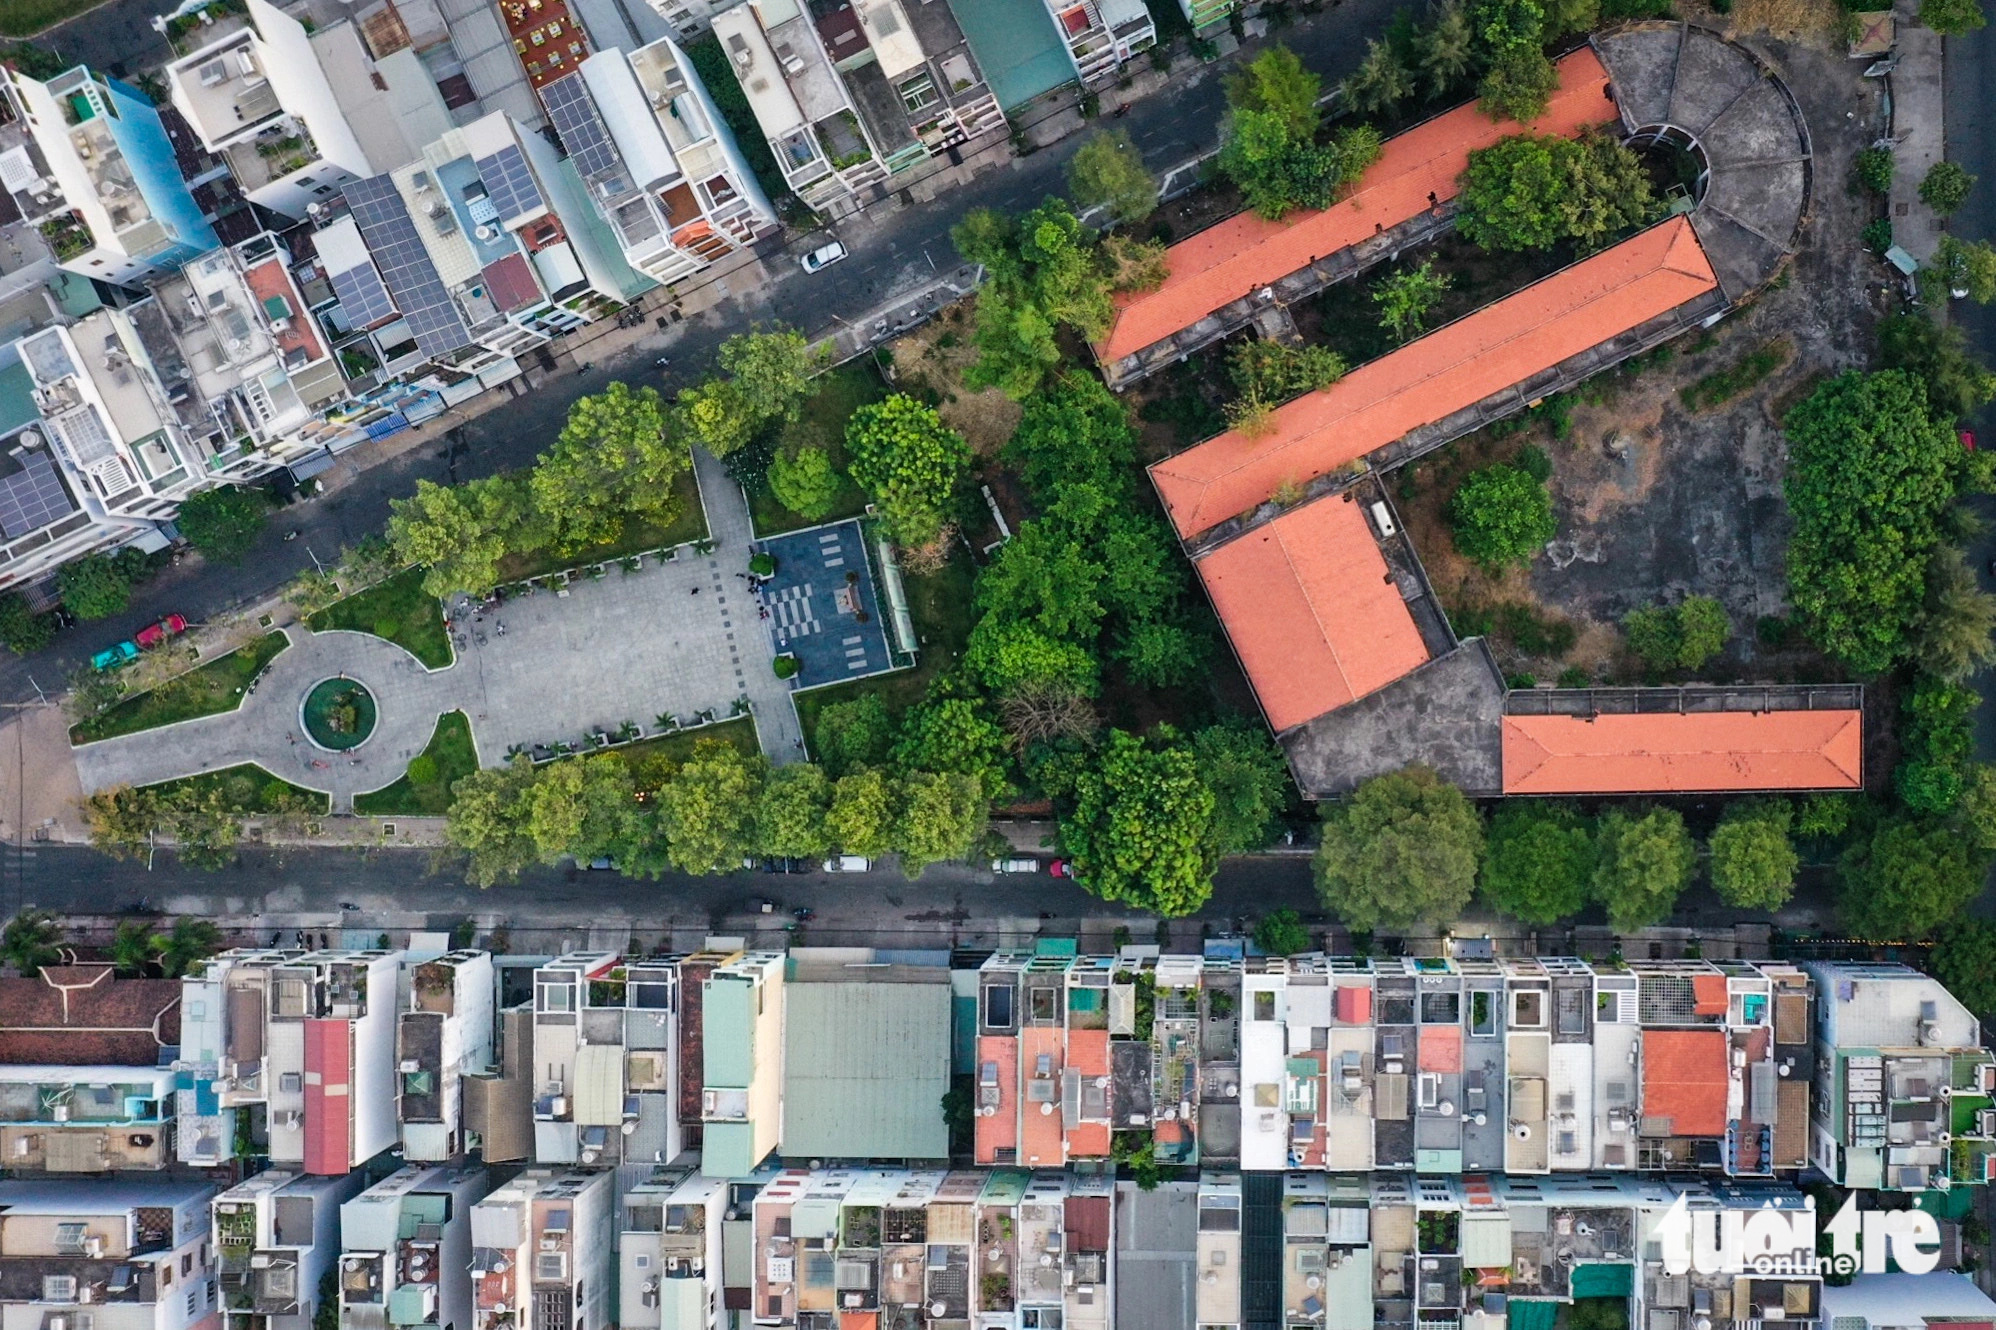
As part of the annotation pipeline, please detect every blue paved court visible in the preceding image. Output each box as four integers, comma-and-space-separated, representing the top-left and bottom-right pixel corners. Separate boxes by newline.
758, 521, 894, 688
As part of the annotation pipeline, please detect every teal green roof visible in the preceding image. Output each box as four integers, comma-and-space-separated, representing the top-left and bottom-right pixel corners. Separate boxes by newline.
701, 1120, 758, 1178
780, 980, 950, 1158
1569, 1263, 1634, 1298
977, 1169, 1030, 1205
49, 271, 103, 318
703, 975, 756, 1089
387, 1285, 433, 1325
396, 1193, 448, 1238
0, 361, 38, 438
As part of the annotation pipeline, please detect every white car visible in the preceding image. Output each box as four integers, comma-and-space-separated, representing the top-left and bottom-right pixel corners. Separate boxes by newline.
801, 240, 847, 273
823, 855, 872, 872
992, 857, 1041, 874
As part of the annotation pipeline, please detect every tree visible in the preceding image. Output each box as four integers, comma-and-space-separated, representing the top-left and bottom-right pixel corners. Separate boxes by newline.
1624, 596, 1730, 672
1840, 815, 1985, 939
1919, 0, 1987, 35
1931, 920, 1996, 1017
1114, 618, 1209, 688
658, 739, 765, 874
826, 767, 897, 857
444, 762, 542, 886
1592, 807, 1696, 933
391, 476, 542, 598
1314, 766, 1483, 931
0, 592, 54, 654
1468, 0, 1546, 53
814, 694, 896, 776
1419, 0, 1476, 97
1920, 161, 1977, 216
966, 618, 1099, 696
535, 382, 689, 552
845, 395, 971, 547
1007, 372, 1139, 497
1253, 908, 1312, 955
109, 919, 162, 976
1917, 549, 1996, 680
1709, 800, 1799, 912
176, 486, 268, 564
755, 763, 833, 858
2, 908, 62, 975
718, 325, 819, 426
1061, 729, 1216, 916
1098, 512, 1186, 623
1192, 720, 1291, 856
998, 677, 1098, 747
1457, 132, 1656, 253
955, 198, 1125, 399
1101, 233, 1168, 290
1227, 340, 1346, 407
1879, 313, 1996, 422
1218, 109, 1340, 221
1797, 793, 1858, 842
894, 697, 1012, 797
1067, 129, 1157, 225
1479, 800, 1594, 924
895, 770, 986, 876
1477, 46, 1558, 124
978, 526, 1105, 642
1224, 45, 1321, 139
1783, 371, 1968, 673
59, 549, 145, 620
1448, 463, 1556, 569
767, 445, 843, 521
1341, 38, 1413, 116
1372, 258, 1452, 342
1936, 235, 1996, 304
159, 918, 223, 978
1955, 764, 1996, 851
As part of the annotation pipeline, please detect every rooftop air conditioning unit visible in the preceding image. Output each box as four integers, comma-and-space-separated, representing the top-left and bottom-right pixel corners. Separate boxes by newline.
198, 60, 228, 86
1369, 501, 1397, 539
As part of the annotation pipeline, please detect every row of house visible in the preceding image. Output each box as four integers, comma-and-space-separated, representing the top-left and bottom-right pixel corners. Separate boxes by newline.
1, 943, 1989, 1330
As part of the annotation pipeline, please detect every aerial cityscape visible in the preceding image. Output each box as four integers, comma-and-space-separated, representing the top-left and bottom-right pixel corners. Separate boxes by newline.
0, 0, 1991, 1322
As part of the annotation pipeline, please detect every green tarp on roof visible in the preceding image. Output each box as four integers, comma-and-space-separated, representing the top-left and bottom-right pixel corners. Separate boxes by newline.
1507, 1301, 1559, 1330
1569, 1262, 1634, 1297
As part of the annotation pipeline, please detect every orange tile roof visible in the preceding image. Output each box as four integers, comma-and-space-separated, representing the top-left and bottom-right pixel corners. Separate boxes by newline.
1151, 217, 1719, 538
1019, 1026, 1065, 1166
974, 1034, 1016, 1165
1068, 1028, 1111, 1076
1195, 492, 1429, 731
1419, 1025, 1463, 1074
1641, 1029, 1730, 1137
1691, 974, 1729, 1016
1100, 47, 1613, 363
1501, 709, 1863, 794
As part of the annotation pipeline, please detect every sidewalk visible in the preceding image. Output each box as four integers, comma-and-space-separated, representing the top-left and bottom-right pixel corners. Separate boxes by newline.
1889, 0, 1948, 263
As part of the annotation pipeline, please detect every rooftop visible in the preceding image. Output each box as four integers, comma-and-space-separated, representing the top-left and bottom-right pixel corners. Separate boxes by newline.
0, 966, 181, 1065
1500, 709, 1863, 794
1099, 47, 1613, 364
1640, 1029, 1729, 1138
1149, 216, 1719, 540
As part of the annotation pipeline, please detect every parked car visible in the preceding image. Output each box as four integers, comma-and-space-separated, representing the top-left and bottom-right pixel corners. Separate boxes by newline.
133, 613, 188, 650
1963, 429, 1978, 452
1048, 859, 1075, 878
90, 641, 139, 671
800, 240, 847, 273
823, 855, 872, 872
993, 857, 1041, 874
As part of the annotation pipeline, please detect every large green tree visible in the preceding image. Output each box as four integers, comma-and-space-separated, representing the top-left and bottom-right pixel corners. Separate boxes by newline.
1919, 0, 1987, 37
1783, 370, 1969, 673
1479, 800, 1595, 924
444, 762, 542, 885
1448, 462, 1556, 569
1061, 728, 1217, 917
1708, 800, 1799, 912
894, 770, 986, 876
954, 198, 1133, 399
1192, 720, 1292, 856
767, 445, 843, 521
0, 592, 54, 654
814, 694, 896, 776
755, 763, 833, 859
391, 476, 542, 597
1840, 815, 1985, 939
534, 382, 689, 553
177, 486, 269, 565
1879, 313, 1996, 422
1592, 807, 1696, 933
1066, 129, 1157, 226
893, 697, 1012, 798
59, 549, 146, 620
658, 739, 766, 874
1224, 45, 1322, 139
1218, 109, 1341, 221
1931, 919, 1996, 1016
1314, 766, 1483, 931
1456, 133, 1656, 252
826, 767, 897, 857
845, 395, 971, 547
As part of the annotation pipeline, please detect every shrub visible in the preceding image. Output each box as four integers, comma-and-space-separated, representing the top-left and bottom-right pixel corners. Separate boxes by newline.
1862, 217, 1894, 253
1920, 161, 1976, 216
1447, 464, 1556, 570
1853, 147, 1895, 196
405, 755, 440, 786
773, 655, 799, 679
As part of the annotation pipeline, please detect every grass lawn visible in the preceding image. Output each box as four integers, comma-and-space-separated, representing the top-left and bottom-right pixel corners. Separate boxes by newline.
306, 566, 452, 669
142, 763, 329, 815
354, 711, 477, 816
0, 0, 106, 37
792, 549, 977, 750
748, 363, 887, 537
73, 632, 290, 744
497, 468, 706, 582
602, 716, 760, 784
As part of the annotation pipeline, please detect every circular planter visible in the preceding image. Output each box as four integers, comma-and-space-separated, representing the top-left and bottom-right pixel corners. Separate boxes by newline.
302, 677, 378, 751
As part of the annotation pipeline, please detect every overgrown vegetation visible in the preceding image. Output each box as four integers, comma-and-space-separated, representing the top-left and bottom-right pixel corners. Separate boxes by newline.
71, 632, 289, 744
306, 566, 452, 669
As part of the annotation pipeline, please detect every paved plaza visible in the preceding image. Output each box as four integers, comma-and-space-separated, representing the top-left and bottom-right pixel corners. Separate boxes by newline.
71, 451, 819, 809
758, 521, 894, 687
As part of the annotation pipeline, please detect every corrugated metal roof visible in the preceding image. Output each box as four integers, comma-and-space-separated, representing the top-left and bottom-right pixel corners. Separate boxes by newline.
703, 976, 757, 1090
573, 1043, 625, 1125
780, 981, 950, 1159
303, 1018, 352, 1175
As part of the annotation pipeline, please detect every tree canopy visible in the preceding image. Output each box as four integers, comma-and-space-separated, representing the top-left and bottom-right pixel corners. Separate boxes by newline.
1066, 129, 1157, 226
390, 476, 540, 598
1592, 806, 1695, 933
1931, 919, 1996, 1017
535, 382, 689, 552
58, 549, 148, 620
1479, 800, 1595, 924
1061, 728, 1217, 917
1314, 766, 1483, 931
1193, 720, 1292, 856
1708, 800, 1799, 912
1783, 370, 1971, 673
844, 395, 971, 547
1840, 815, 1985, 939
1225, 45, 1322, 139
1455, 133, 1656, 252
176, 486, 269, 564
1448, 462, 1556, 569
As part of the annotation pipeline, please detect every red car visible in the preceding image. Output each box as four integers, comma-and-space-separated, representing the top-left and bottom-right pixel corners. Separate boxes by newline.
1048, 859, 1074, 878
1963, 429, 1978, 452
134, 614, 188, 650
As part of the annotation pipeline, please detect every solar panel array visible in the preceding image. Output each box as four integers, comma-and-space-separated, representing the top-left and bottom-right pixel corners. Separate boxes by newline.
543, 74, 626, 187
343, 175, 472, 358
475, 144, 544, 224
327, 260, 396, 329
0, 447, 74, 540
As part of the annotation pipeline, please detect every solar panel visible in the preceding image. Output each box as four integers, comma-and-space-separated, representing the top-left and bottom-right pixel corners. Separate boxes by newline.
543, 73, 627, 188
343, 175, 472, 359
327, 259, 396, 330
0, 446, 74, 540
475, 144, 544, 224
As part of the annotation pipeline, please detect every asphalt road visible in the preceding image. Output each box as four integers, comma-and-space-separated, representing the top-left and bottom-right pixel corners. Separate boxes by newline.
0, 2, 1410, 713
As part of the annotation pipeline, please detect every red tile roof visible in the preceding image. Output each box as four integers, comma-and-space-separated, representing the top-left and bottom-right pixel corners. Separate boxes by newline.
1335, 986, 1372, 1024
0, 965, 181, 1065
1064, 1195, 1111, 1253
481, 253, 543, 315
1419, 1025, 1463, 1074
1501, 710, 1863, 794
974, 1034, 1017, 1165
1641, 1029, 1729, 1138
1020, 1026, 1064, 1166
1194, 492, 1429, 731
303, 1018, 353, 1175
1100, 47, 1613, 363
1150, 217, 1719, 538
1692, 974, 1729, 1017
